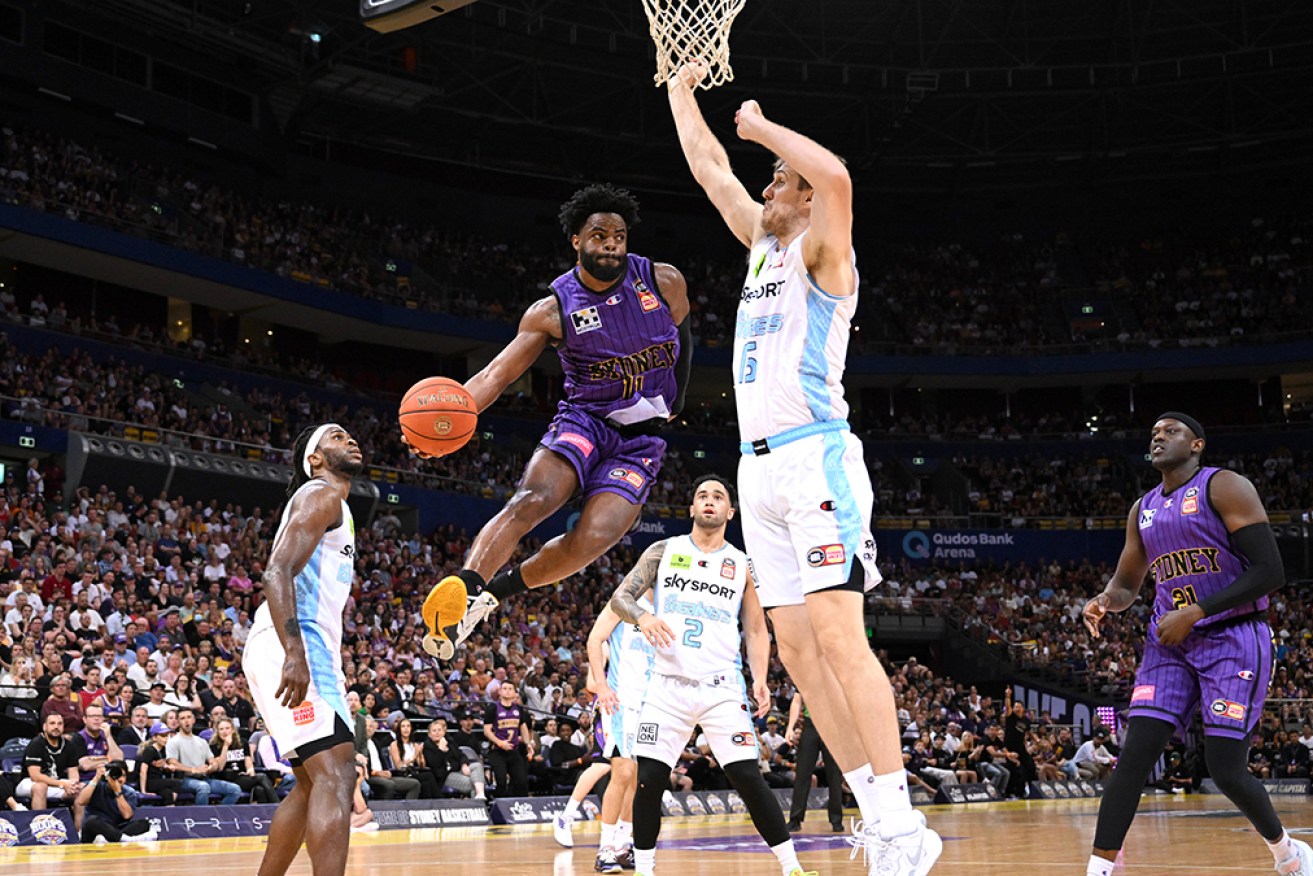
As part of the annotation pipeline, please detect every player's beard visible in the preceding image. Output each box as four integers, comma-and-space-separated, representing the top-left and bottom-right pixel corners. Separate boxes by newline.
580, 250, 626, 283
328, 449, 365, 477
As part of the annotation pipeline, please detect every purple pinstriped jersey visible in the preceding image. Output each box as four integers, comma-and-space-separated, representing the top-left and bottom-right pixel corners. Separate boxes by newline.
551, 254, 680, 426
1137, 466, 1266, 627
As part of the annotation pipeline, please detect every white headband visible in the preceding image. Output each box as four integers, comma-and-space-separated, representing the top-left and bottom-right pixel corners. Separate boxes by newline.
302, 423, 340, 478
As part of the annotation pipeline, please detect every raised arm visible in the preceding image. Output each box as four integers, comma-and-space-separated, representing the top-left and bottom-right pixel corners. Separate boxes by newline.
1082, 500, 1150, 638
610, 540, 675, 648
667, 62, 763, 248
733, 102, 854, 297
463, 296, 561, 413
263, 485, 343, 709
739, 573, 771, 718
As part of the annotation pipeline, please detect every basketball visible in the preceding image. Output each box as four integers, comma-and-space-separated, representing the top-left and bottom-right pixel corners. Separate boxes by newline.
398, 376, 478, 457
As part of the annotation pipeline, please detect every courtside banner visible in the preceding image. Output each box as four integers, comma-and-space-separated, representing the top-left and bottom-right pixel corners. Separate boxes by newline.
0, 809, 77, 846
933, 782, 1002, 805
143, 804, 279, 839
1028, 780, 1106, 800
370, 798, 491, 828
490, 794, 602, 825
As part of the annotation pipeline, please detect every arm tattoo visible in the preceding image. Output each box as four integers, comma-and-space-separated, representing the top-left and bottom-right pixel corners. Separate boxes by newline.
611, 540, 667, 624
282, 618, 301, 638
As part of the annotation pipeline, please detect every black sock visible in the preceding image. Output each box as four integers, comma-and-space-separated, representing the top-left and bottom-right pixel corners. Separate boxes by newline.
486, 566, 529, 601
457, 569, 487, 595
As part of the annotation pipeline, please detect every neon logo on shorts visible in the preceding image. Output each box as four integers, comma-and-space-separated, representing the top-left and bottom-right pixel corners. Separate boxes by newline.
557, 433, 595, 455
293, 701, 316, 726
638, 723, 658, 745
1131, 684, 1155, 703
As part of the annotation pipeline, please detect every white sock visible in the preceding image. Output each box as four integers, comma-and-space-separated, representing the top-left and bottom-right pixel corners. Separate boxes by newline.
870, 770, 918, 837
1086, 854, 1116, 876
600, 822, 617, 848
843, 764, 882, 826
616, 819, 633, 845
635, 847, 656, 874
562, 798, 580, 821
769, 838, 801, 875
1267, 831, 1296, 864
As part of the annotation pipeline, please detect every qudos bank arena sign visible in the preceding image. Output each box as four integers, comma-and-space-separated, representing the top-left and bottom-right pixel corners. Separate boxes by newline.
891, 529, 1121, 564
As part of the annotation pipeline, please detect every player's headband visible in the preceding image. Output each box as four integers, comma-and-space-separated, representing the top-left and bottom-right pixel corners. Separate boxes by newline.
1155, 411, 1205, 442
302, 423, 341, 477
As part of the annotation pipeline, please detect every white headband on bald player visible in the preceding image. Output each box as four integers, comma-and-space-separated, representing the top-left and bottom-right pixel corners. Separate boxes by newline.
302, 423, 341, 478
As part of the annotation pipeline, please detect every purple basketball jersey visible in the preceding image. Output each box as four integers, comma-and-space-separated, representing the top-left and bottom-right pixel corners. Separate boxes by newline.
1137, 466, 1265, 627
551, 254, 680, 429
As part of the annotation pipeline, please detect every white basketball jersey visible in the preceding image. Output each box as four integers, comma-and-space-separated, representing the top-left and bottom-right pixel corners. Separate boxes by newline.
651, 535, 749, 680
607, 595, 655, 703
733, 229, 859, 442
251, 480, 355, 670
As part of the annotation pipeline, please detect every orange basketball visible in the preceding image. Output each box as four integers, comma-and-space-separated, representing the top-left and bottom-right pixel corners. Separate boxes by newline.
398, 376, 478, 457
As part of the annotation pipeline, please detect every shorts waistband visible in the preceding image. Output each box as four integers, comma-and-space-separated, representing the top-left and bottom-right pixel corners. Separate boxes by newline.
740, 420, 849, 456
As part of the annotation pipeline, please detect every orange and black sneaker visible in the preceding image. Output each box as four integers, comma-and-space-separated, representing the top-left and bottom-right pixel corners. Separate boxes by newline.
422, 574, 469, 661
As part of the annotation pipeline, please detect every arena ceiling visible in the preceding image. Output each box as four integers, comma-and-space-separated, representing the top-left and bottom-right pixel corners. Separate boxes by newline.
42, 0, 1313, 192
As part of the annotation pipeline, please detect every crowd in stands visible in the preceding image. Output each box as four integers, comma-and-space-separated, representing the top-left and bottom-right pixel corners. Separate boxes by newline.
6, 313, 1313, 525
3, 124, 1311, 355
2, 446, 1312, 814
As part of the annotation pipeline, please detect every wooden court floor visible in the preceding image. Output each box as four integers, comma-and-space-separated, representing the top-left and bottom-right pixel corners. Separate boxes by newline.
2, 796, 1311, 874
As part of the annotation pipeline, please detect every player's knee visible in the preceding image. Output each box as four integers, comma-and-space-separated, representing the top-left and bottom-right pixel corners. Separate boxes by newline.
505, 485, 554, 524
636, 757, 671, 796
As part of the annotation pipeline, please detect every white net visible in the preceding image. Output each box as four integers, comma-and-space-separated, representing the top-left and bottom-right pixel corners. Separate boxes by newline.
641, 0, 747, 88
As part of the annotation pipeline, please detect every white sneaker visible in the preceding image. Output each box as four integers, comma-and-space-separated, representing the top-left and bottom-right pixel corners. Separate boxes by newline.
453, 592, 499, 650
553, 810, 574, 848
94, 835, 109, 847
350, 821, 381, 833
1277, 839, 1313, 875
872, 816, 942, 876
11, 803, 26, 812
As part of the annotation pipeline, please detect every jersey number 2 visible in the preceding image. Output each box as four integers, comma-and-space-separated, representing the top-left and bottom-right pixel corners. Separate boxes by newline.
682, 619, 704, 649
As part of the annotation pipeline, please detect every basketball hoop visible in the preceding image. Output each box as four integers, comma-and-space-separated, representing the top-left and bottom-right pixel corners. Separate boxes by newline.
641, 0, 747, 88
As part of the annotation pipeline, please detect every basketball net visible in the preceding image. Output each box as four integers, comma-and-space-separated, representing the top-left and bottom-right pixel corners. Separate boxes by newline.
642, 0, 747, 88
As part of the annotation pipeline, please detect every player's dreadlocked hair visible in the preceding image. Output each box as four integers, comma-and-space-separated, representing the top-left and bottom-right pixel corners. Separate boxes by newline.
558, 183, 641, 238
286, 424, 321, 499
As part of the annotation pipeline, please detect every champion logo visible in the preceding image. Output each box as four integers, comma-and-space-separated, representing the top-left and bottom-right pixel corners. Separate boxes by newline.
605, 294, 622, 306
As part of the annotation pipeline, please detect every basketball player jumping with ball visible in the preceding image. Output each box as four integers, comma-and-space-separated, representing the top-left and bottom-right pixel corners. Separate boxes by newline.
667, 61, 940, 875
410, 184, 692, 660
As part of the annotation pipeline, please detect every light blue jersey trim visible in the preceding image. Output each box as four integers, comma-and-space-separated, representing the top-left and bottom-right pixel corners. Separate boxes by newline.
294, 547, 349, 725
805, 271, 851, 302
801, 291, 839, 422
739, 419, 848, 455
821, 430, 861, 581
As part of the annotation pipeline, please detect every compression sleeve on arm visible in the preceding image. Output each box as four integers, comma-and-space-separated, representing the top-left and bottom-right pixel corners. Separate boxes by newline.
1198, 522, 1285, 617
671, 318, 692, 417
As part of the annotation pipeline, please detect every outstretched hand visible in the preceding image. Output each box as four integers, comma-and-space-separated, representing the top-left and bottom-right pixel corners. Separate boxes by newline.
1082, 594, 1111, 638
401, 433, 436, 460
